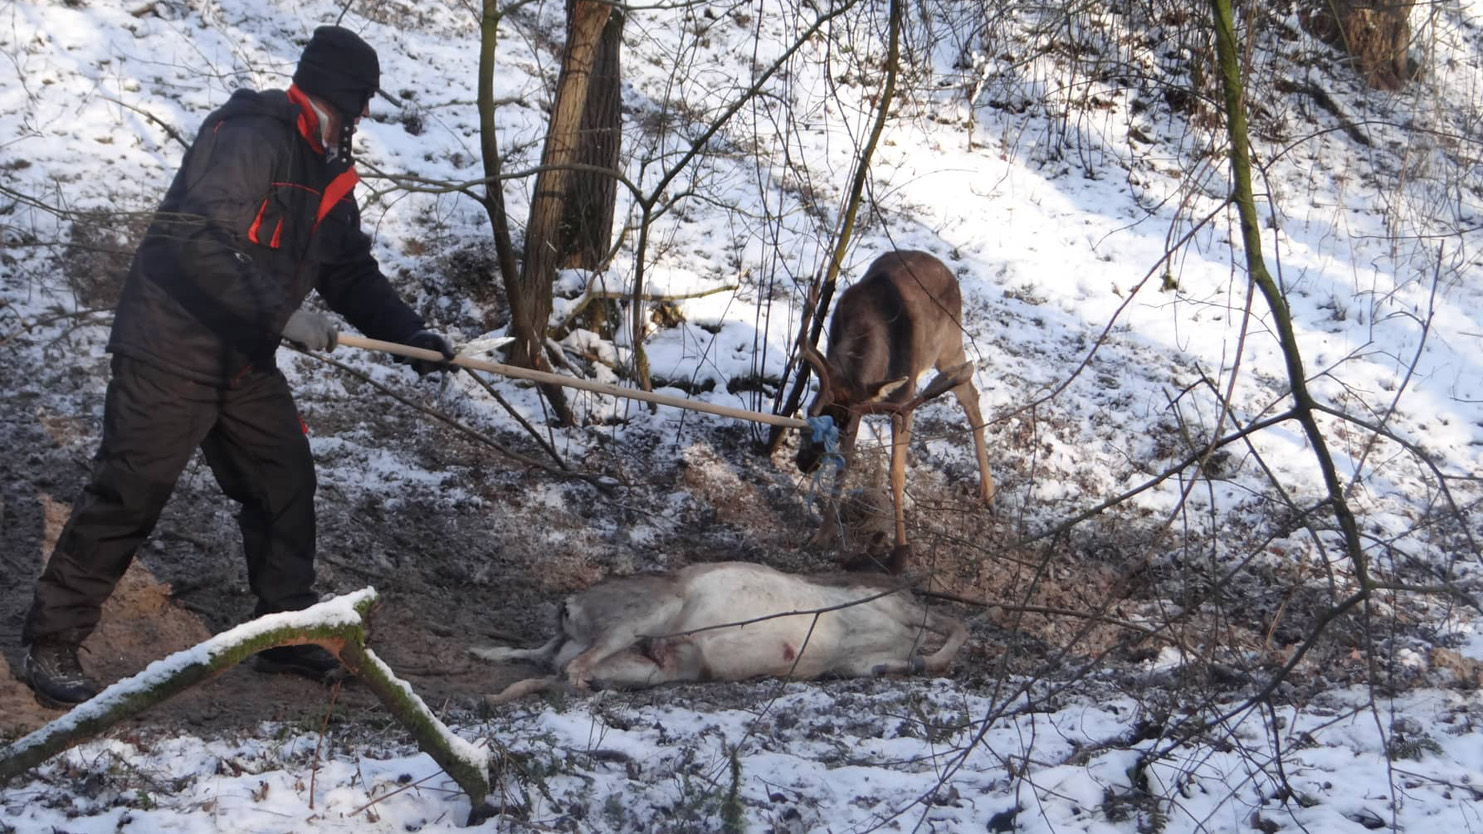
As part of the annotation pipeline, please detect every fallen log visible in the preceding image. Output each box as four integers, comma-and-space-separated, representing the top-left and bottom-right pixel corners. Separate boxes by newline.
0, 588, 493, 824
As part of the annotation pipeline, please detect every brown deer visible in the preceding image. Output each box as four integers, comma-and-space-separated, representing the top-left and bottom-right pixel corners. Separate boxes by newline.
469, 562, 967, 703
796, 250, 995, 571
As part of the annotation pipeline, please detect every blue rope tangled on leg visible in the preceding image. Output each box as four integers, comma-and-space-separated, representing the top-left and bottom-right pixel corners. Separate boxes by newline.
805, 416, 849, 541
806, 415, 846, 476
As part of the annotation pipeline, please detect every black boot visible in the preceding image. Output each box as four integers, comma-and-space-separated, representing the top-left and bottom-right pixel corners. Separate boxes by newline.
24, 641, 102, 708
252, 645, 347, 684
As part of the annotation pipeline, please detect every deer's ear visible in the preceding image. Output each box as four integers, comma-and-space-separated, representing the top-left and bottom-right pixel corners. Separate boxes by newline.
863, 377, 910, 404
917, 362, 974, 402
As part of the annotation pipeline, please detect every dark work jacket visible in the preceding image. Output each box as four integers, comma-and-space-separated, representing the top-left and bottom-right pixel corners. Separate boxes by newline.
108, 88, 424, 386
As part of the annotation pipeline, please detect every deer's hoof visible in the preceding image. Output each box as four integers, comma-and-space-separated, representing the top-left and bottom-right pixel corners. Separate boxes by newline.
884, 544, 912, 575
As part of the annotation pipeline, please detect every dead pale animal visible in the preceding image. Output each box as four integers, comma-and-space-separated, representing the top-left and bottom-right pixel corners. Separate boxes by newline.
470, 562, 967, 704
796, 250, 996, 571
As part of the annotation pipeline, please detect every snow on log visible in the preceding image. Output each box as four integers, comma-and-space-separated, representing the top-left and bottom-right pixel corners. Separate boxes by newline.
0, 587, 492, 817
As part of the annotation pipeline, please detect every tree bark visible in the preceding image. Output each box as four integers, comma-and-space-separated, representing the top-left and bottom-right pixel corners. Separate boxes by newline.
511, 0, 612, 425
1300, 0, 1413, 90
559, 5, 624, 270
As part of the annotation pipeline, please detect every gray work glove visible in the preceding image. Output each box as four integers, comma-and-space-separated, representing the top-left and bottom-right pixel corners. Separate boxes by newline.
397, 330, 456, 376
281, 309, 339, 352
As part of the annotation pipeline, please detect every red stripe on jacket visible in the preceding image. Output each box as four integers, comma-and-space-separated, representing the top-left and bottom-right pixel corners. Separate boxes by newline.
286, 84, 325, 154
287, 84, 361, 229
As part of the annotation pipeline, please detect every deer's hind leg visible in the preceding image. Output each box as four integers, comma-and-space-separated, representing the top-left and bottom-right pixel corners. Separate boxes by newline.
485, 676, 569, 706
830, 650, 920, 678
469, 635, 563, 667
918, 611, 968, 674
560, 593, 686, 690
582, 637, 703, 690
937, 350, 995, 510
578, 650, 668, 690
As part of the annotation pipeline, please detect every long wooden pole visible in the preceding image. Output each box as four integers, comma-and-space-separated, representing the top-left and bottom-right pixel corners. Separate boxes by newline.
337, 334, 809, 430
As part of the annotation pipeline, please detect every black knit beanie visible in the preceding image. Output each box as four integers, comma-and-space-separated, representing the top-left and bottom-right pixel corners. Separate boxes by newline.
293, 26, 380, 118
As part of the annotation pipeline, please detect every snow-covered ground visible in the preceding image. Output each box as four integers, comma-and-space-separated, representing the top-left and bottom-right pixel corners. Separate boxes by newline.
8, 679, 1483, 833
2, 0, 1481, 831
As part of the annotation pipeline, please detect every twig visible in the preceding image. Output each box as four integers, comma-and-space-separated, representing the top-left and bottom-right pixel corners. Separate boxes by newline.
553, 283, 739, 332
0, 590, 490, 810
462, 367, 569, 470
1210, 0, 1374, 599
302, 349, 610, 492
1312, 404, 1483, 570
649, 581, 912, 640
309, 680, 343, 811
1345, 248, 1441, 497
1156, 588, 1371, 757
100, 96, 189, 149
1018, 409, 1296, 545
629, 0, 870, 398
920, 589, 1172, 644
767, 0, 901, 448
347, 767, 449, 819
0, 307, 114, 348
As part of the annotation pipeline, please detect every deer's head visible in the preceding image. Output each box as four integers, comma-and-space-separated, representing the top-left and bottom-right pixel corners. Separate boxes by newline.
794, 336, 976, 474
793, 339, 908, 473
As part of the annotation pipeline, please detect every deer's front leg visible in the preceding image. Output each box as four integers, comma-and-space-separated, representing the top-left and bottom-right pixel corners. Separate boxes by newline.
889, 411, 913, 547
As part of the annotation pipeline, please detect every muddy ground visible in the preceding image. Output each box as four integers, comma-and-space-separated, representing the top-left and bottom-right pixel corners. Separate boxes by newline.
0, 313, 1399, 745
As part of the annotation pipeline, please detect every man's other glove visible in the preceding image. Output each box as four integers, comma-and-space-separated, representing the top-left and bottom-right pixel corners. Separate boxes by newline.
281, 309, 338, 352
399, 330, 456, 376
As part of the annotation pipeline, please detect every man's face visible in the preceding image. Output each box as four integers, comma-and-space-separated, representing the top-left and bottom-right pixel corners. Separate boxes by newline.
317, 99, 369, 158
323, 101, 368, 136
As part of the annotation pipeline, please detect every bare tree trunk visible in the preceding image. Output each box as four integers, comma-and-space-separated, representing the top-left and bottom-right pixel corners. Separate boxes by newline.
1208, 0, 1371, 584
478, 0, 520, 294
511, 1, 611, 425
559, 6, 624, 270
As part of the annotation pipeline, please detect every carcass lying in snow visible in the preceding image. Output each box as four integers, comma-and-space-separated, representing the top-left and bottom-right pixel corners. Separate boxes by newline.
470, 562, 967, 703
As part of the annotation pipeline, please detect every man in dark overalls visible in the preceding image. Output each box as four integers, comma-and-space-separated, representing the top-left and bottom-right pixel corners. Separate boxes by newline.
21, 26, 454, 707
